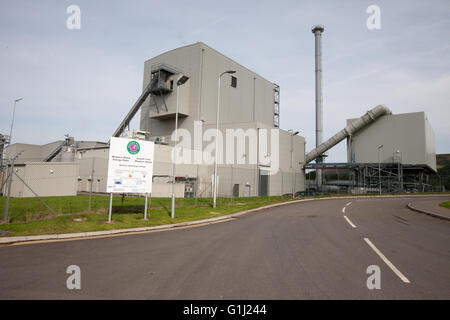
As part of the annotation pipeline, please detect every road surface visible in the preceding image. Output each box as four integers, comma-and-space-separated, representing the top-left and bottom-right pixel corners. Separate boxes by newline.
0, 196, 449, 299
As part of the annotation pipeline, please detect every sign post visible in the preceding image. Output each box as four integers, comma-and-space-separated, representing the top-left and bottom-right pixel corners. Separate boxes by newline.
144, 193, 148, 220
108, 193, 113, 223
106, 137, 155, 222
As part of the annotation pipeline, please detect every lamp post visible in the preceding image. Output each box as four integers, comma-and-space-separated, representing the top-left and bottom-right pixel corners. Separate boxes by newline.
3, 98, 22, 205
171, 75, 189, 219
8, 98, 23, 147
378, 144, 383, 194
213, 70, 236, 208
289, 130, 299, 199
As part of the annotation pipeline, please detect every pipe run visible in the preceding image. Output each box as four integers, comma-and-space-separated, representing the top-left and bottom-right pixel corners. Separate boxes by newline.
305, 104, 392, 164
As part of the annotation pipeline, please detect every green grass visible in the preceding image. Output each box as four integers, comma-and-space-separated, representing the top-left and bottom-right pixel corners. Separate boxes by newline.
1, 192, 449, 237
0, 195, 293, 237
439, 201, 450, 209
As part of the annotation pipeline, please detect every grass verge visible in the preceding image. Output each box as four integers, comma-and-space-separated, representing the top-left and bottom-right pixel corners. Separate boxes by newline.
1, 192, 448, 237
0, 195, 292, 237
439, 201, 450, 209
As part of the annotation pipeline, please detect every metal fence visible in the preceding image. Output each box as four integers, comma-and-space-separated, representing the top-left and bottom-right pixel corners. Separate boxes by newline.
3, 149, 446, 223
305, 172, 449, 195
0, 150, 307, 222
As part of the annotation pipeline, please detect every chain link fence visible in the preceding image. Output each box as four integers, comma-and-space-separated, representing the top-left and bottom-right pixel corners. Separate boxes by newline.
0, 150, 306, 223
1, 151, 447, 224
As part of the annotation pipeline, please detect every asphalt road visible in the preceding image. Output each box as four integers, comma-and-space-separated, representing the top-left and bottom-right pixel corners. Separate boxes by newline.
0, 196, 449, 299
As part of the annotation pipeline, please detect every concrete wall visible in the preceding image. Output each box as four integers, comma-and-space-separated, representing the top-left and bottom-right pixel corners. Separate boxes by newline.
75, 147, 109, 194
347, 112, 436, 172
150, 182, 185, 198
8, 162, 79, 197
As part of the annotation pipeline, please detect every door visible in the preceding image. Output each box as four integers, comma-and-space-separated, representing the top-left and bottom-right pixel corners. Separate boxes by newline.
258, 168, 270, 196
233, 184, 239, 197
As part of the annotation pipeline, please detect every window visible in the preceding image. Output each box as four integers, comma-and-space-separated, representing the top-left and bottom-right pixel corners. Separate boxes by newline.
231, 76, 237, 88
170, 80, 174, 90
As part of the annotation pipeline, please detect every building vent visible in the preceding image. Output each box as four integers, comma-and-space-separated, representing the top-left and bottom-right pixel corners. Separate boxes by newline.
273, 84, 280, 128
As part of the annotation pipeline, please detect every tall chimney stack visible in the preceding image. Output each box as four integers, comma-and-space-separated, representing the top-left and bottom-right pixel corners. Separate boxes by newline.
312, 25, 324, 191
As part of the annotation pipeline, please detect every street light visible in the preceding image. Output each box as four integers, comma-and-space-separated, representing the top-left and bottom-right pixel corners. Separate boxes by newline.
289, 130, 299, 199
378, 144, 383, 194
171, 74, 189, 219
213, 70, 236, 208
9, 98, 23, 146
2, 97, 22, 210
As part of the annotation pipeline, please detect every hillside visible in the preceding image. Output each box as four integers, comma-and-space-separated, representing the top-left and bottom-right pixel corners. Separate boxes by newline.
437, 154, 450, 169
436, 154, 450, 190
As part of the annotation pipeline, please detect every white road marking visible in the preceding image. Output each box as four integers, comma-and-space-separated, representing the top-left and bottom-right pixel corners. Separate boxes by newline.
346, 202, 352, 206
342, 207, 346, 213
364, 238, 411, 283
343, 215, 356, 228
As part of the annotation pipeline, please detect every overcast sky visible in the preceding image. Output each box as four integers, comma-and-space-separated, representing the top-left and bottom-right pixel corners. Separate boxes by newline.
1, 0, 449, 162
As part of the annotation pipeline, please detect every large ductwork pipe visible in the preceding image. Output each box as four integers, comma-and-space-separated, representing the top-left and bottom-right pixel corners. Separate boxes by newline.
305, 104, 392, 164
312, 25, 325, 189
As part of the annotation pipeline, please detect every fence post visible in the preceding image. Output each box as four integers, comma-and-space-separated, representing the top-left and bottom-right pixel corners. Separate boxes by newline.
195, 164, 199, 206
3, 158, 15, 222
88, 152, 95, 212
230, 165, 233, 203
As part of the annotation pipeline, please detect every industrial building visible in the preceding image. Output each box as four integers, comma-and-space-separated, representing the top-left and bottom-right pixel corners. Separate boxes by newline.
305, 110, 437, 193
347, 111, 436, 170
3, 42, 306, 198
138, 42, 280, 139
134, 42, 305, 197
1, 138, 106, 197
7, 162, 79, 197
347, 111, 436, 193
1, 39, 437, 198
